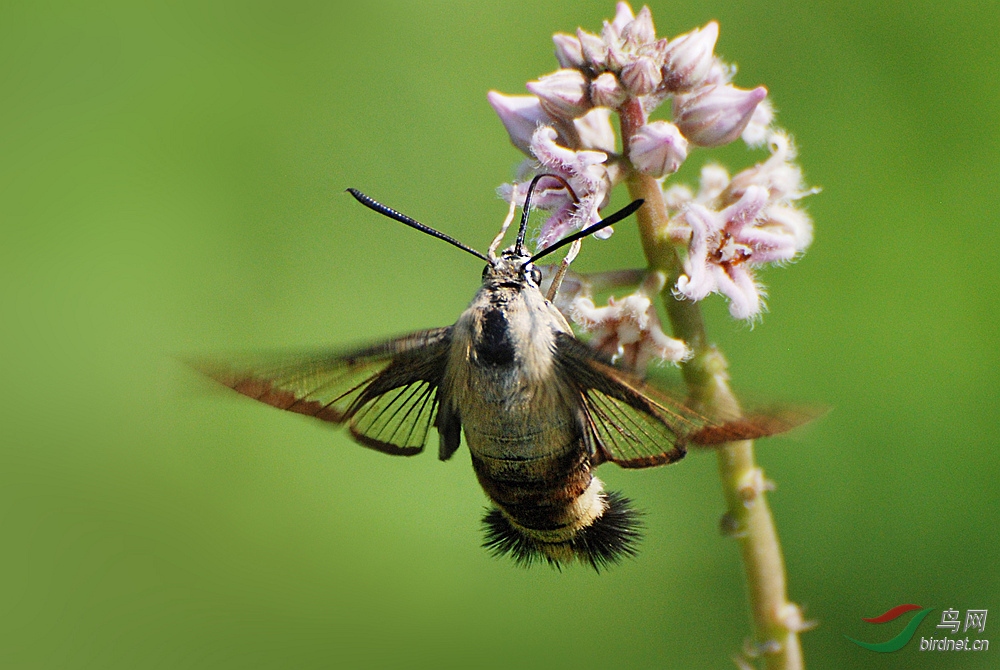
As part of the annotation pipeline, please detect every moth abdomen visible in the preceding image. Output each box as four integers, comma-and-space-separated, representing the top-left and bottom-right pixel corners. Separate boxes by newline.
482, 489, 642, 571
471, 445, 641, 570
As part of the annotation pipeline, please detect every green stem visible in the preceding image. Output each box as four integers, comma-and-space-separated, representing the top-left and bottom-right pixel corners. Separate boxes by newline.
620, 101, 804, 670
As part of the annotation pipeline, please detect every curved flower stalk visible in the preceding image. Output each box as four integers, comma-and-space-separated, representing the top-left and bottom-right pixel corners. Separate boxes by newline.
489, 3, 817, 668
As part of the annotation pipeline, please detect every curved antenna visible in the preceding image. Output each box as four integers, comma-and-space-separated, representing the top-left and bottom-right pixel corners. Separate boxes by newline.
347, 189, 488, 262
514, 174, 576, 255
529, 199, 644, 264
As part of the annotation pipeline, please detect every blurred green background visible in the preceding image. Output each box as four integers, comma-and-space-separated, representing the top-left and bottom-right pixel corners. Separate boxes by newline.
2, 1, 997, 668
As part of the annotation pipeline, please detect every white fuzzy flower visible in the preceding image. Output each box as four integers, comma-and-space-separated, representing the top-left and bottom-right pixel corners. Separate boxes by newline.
726, 132, 813, 204
499, 126, 612, 252
676, 186, 802, 319
741, 98, 774, 147
571, 272, 690, 372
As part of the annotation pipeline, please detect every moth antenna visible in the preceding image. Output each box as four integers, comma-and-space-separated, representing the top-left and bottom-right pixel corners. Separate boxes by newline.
529, 199, 644, 264
514, 174, 576, 255
347, 188, 489, 262
488, 197, 519, 261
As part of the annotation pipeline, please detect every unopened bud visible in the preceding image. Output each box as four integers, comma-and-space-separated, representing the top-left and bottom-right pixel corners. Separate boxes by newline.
577, 28, 608, 71
553, 33, 585, 70
662, 21, 719, 92
610, 1, 635, 34
527, 69, 591, 120
602, 25, 628, 71
629, 121, 688, 177
621, 6, 656, 47
620, 56, 662, 96
673, 84, 767, 148
487, 91, 552, 155
590, 72, 627, 108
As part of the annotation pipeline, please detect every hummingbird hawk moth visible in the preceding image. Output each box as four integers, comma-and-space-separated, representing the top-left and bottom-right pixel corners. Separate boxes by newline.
192, 177, 803, 570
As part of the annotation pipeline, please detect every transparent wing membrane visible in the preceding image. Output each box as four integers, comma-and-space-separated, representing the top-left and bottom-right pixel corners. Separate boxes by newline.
191, 328, 452, 456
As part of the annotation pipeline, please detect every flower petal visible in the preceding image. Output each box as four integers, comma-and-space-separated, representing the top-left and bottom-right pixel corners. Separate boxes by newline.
713, 264, 762, 319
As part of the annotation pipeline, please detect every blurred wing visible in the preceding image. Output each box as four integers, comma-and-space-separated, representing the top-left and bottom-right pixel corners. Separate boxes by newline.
555, 334, 813, 469
190, 328, 453, 456
687, 406, 825, 446
555, 334, 702, 469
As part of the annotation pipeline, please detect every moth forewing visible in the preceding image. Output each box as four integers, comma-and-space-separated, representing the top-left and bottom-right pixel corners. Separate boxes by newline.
190, 328, 453, 456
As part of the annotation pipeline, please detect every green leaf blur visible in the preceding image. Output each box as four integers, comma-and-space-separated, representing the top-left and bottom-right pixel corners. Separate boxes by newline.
1, 1, 996, 668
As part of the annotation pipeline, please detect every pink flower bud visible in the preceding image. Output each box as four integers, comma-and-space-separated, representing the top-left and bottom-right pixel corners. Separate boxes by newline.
487, 91, 553, 155
590, 72, 627, 108
629, 121, 688, 177
610, 1, 635, 34
673, 84, 768, 148
577, 28, 608, 71
601, 25, 628, 71
526, 69, 591, 120
553, 32, 585, 70
620, 56, 662, 96
622, 6, 656, 47
662, 21, 719, 92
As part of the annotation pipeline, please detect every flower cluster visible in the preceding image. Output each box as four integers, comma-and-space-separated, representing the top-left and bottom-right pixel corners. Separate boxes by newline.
489, 2, 815, 365
667, 133, 815, 319
569, 272, 690, 370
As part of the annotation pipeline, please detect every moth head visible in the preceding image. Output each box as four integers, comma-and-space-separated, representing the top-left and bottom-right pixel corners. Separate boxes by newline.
481, 248, 542, 290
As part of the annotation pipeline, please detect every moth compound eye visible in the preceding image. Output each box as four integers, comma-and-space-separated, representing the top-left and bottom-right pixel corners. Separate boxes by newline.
482, 264, 491, 280
526, 265, 542, 285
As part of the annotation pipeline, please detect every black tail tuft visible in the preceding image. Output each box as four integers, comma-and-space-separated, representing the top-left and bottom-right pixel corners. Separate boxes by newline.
481, 491, 643, 572
482, 507, 551, 569
572, 490, 644, 570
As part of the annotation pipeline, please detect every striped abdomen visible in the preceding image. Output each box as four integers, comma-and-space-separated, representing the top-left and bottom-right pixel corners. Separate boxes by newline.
465, 425, 640, 570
